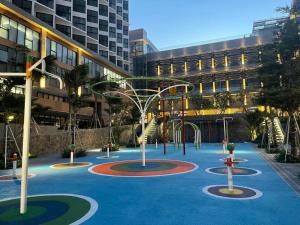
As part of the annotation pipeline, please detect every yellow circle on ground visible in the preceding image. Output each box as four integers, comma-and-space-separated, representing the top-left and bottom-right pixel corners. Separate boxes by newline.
219, 188, 244, 195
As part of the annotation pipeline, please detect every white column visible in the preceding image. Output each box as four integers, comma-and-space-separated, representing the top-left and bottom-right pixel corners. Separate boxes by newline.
70, 151, 74, 164
20, 78, 32, 214
4, 124, 8, 169
227, 166, 234, 192
141, 113, 146, 166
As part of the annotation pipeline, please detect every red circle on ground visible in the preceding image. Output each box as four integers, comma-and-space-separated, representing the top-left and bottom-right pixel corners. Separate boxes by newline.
89, 160, 198, 177
0, 174, 34, 181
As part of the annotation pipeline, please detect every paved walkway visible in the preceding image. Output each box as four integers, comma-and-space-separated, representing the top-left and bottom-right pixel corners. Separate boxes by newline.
256, 146, 300, 196
0, 143, 300, 225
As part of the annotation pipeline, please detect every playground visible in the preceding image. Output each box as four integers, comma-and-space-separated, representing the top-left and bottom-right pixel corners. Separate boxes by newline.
0, 143, 300, 225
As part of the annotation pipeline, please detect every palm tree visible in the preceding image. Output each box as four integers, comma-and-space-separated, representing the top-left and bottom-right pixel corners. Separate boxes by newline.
62, 64, 89, 144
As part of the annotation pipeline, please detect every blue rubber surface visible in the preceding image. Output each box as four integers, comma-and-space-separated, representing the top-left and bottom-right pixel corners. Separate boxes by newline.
1, 143, 300, 225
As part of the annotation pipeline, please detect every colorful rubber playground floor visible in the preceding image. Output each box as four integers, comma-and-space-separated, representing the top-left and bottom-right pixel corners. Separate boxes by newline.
0, 143, 300, 225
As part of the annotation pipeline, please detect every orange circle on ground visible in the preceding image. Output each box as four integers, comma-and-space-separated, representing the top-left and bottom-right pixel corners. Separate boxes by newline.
89, 160, 198, 177
50, 162, 92, 169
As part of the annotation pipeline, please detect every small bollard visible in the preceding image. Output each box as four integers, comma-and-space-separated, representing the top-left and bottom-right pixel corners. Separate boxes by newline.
155, 139, 158, 149
224, 157, 239, 192
11, 153, 17, 179
70, 151, 74, 164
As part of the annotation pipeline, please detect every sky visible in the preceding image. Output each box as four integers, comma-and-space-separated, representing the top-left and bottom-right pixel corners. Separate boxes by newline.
129, 0, 292, 50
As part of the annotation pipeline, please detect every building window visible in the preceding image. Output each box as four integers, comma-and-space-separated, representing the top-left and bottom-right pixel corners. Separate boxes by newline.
124, 64, 129, 71
73, 0, 86, 13
0, 15, 39, 51
123, 1, 128, 10
87, 0, 97, 7
56, 24, 71, 37
123, 51, 128, 60
117, 60, 123, 67
123, 25, 128, 35
87, 10, 98, 23
12, 0, 32, 14
87, 43, 98, 52
117, 20, 122, 30
73, 34, 86, 46
109, 55, 116, 64
117, 33, 122, 43
99, 4, 108, 17
37, 0, 54, 9
109, 0, 116, 9
117, 6, 122, 16
73, 16, 86, 31
56, 5, 71, 21
99, 19, 108, 31
117, 47, 122, 57
99, 35, 108, 47
123, 13, 128, 22
47, 38, 76, 66
87, 26, 98, 39
109, 27, 116, 38
123, 38, 128, 48
109, 13, 116, 24
109, 41, 116, 52
99, 50, 108, 58
36, 12, 53, 26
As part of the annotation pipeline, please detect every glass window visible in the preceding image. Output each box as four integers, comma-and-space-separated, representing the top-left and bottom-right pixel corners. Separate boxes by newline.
56, 43, 62, 61
109, 27, 116, 38
99, 19, 108, 31
62, 46, 68, 64
17, 24, 25, 45
25, 28, 33, 50
109, 41, 116, 52
73, 0, 86, 13
8, 20, 17, 42
87, 10, 98, 23
56, 5, 71, 21
0, 16, 9, 39
109, 13, 116, 24
117, 20, 122, 30
33, 31, 39, 51
99, 4, 108, 17
87, 26, 98, 39
117, 33, 122, 43
36, 12, 53, 26
87, 0, 97, 7
73, 16, 86, 31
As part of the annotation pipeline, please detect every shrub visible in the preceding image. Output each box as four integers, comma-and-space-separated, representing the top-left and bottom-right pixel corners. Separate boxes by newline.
275, 151, 300, 163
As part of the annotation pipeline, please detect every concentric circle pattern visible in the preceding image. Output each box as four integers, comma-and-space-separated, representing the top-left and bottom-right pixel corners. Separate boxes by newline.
50, 162, 92, 169
0, 174, 35, 182
203, 185, 263, 200
0, 194, 98, 225
89, 160, 198, 177
206, 167, 261, 176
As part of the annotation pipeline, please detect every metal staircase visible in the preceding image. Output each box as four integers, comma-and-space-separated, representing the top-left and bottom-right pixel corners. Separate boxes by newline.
262, 117, 285, 147
137, 117, 157, 144
273, 117, 285, 145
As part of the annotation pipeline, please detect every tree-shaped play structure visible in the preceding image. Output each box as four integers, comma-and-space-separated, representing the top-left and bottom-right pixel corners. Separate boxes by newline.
90, 77, 193, 166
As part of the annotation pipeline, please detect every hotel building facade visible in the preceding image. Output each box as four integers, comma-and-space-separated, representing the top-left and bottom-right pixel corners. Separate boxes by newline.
0, 0, 129, 127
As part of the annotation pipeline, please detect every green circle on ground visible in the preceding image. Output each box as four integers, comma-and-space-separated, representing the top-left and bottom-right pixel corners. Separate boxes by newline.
0, 195, 97, 225
0, 206, 46, 222
111, 161, 177, 172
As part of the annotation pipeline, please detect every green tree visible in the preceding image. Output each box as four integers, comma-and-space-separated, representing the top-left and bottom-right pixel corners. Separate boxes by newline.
62, 64, 89, 144
257, 17, 300, 157
214, 91, 233, 114
242, 110, 264, 141
189, 93, 213, 115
